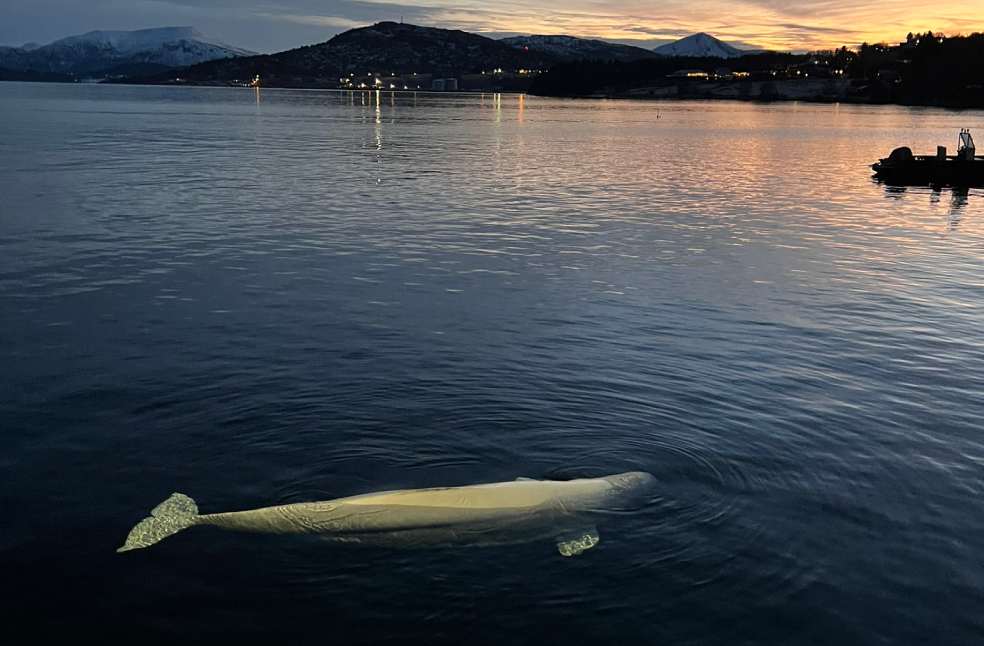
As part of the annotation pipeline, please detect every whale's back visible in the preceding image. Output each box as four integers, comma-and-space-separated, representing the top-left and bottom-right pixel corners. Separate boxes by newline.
339, 477, 612, 511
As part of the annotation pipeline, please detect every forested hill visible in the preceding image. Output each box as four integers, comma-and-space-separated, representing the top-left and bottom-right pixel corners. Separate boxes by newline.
137, 22, 557, 86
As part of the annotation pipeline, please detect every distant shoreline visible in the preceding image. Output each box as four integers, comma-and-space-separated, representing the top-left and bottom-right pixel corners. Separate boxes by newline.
4, 78, 983, 111
532, 90, 984, 111
0, 78, 533, 96
531, 77, 984, 111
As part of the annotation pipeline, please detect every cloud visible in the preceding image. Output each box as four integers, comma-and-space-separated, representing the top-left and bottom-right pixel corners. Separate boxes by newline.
0, 0, 981, 52
255, 13, 364, 29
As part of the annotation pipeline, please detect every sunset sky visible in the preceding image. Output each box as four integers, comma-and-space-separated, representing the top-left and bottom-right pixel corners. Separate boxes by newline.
2, 0, 982, 52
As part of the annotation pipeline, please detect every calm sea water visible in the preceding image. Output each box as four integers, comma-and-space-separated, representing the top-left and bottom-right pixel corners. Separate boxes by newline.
1, 82, 983, 644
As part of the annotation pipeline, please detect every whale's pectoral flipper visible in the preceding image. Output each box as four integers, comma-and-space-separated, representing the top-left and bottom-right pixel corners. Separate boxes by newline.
556, 527, 600, 557
117, 493, 199, 553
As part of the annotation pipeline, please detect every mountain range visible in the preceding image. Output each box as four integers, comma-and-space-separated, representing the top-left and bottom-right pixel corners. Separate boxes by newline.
0, 27, 254, 78
0, 23, 752, 85
141, 23, 752, 86
132, 22, 560, 87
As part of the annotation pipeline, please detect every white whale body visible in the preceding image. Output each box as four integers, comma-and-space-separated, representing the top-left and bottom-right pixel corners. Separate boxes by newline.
118, 471, 656, 557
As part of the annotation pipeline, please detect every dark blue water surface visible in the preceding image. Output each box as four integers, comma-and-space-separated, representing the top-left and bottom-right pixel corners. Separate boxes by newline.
1, 83, 983, 644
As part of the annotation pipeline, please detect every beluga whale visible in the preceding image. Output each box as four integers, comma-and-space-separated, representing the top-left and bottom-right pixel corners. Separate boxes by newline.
118, 471, 656, 557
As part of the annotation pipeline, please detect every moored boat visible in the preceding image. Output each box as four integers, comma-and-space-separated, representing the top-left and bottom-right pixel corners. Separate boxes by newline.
873, 129, 984, 186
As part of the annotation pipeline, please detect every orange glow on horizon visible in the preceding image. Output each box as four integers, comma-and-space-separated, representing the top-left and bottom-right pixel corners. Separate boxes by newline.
348, 0, 984, 51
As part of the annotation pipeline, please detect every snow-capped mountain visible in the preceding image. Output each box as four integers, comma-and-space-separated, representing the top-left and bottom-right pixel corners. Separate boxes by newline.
0, 27, 254, 76
500, 35, 658, 62
653, 33, 745, 58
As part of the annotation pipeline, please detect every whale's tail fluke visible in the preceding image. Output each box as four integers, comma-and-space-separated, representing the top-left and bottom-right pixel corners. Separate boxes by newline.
117, 493, 199, 553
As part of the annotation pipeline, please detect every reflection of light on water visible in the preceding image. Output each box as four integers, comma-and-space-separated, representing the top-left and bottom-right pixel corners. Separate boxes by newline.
884, 184, 974, 234
374, 90, 382, 153
322, 94, 982, 289
945, 188, 969, 232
